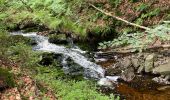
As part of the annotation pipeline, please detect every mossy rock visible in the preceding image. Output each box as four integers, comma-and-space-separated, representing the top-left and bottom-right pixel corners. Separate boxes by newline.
39, 53, 54, 66
49, 34, 67, 44
0, 67, 15, 90
21, 27, 39, 33
8, 35, 36, 45
39, 53, 62, 67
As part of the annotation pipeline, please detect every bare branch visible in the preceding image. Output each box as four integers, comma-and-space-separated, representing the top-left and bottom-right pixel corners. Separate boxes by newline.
89, 4, 151, 30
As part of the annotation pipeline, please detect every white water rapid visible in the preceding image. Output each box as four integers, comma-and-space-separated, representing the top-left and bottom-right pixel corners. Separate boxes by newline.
11, 31, 119, 86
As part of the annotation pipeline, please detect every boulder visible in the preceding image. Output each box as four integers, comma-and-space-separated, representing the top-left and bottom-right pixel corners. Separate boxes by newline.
39, 53, 55, 66
144, 54, 155, 72
49, 34, 67, 44
122, 58, 132, 68
131, 58, 140, 68
137, 58, 145, 73
39, 53, 62, 66
120, 67, 135, 82
152, 61, 170, 75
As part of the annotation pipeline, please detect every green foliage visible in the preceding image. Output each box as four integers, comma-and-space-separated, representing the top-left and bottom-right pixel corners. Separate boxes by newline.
0, 0, 89, 37
0, 67, 15, 88
61, 17, 87, 37
129, 0, 139, 3
99, 23, 170, 51
35, 66, 119, 100
135, 8, 161, 25
8, 43, 40, 67
0, 32, 40, 68
0, 33, 33, 55
109, 0, 122, 8
135, 3, 149, 12
141, 8, 161, 19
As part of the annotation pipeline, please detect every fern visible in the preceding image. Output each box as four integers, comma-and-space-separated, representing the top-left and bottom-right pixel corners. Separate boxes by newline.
99, 23, 170, 51
136, 3, 149, 12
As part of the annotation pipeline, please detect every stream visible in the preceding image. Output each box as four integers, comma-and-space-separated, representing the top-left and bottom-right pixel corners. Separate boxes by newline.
10, 31, 170, 100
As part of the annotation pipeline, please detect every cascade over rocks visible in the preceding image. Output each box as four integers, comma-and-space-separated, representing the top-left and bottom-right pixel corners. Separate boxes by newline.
10, 31, 105, 80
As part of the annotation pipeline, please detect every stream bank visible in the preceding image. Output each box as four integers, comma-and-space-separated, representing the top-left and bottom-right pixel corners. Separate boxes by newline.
96, 51, 170, 100
10, 31, 170, 100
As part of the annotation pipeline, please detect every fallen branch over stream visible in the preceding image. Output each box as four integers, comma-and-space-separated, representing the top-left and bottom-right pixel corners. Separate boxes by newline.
89, 4, 151, 30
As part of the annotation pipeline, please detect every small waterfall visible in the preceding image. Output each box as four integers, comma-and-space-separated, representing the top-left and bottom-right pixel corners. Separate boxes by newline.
10, 31, 120, 86
10, 31, 105, 79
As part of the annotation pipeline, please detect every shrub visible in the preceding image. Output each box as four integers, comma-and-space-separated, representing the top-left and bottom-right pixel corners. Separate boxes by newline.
35, 66, 119, 100
8, 43, 41, 67
0, 67, 15, 89
99, 23, 170, 51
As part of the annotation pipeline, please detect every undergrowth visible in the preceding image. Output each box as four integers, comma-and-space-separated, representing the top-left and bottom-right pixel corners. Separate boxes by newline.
99, 22, 170, 51
35, 66, 119, 100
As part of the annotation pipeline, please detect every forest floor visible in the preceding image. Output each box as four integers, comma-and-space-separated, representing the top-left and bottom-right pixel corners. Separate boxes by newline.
0, 57, 57, 100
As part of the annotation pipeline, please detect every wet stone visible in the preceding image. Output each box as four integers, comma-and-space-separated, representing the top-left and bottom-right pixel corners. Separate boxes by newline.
152, 77, 170, 84
131, 58, 140, 68
121, 58, 132, 68
152, 61, 170, 75
144, 54, 155, 72
49, 34, 67, 44
97, 78, 114, 87
120, 67, 135, 82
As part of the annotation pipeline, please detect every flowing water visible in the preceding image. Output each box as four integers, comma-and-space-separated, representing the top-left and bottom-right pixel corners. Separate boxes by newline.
11, 31, 170, 100
10, 31, 119, 81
